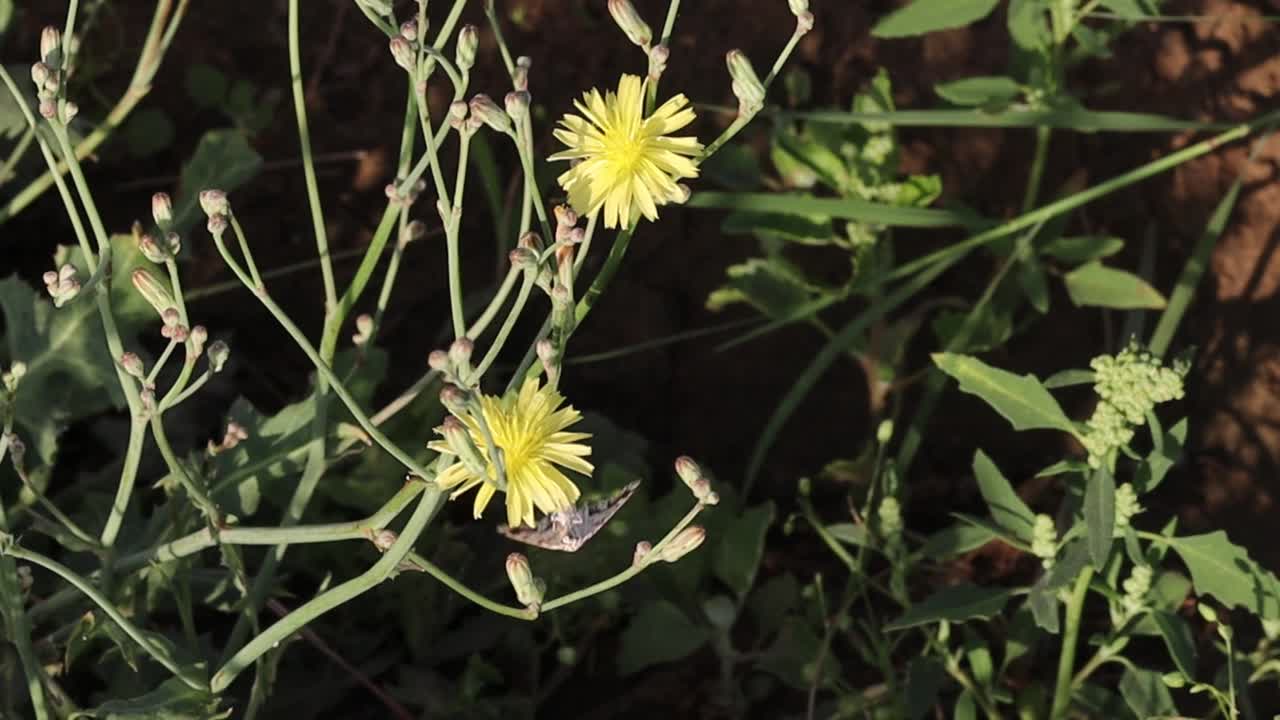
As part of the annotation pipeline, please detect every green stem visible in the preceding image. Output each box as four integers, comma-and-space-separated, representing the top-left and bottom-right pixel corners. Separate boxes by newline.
445, 132, 473, 338
0, 433, 50, 720
99, 419, 148, 546
469, 270, 535, 382
511, 127, 555, 244
211, 484, 445, 693
288, 0, 338, 311
0, 127, 35, 184
1050, 567, 1095, 720
1022, 126, 1052, 214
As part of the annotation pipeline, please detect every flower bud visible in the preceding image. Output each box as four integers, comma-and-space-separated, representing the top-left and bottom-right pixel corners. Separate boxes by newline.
554, 204, 578, 234
352, 313, 374, 346
536, 338, 559, 385
370, 528, 398, 552
188, 325, 208, 357
506, 553, 544, 606
40, 27, 61, 65
509, 247, 539, 271
796, 11, 815, 34
469, 94, 512, 134
876, 419, 894, 445
518, 230, 544, 253
60, 101, 78, 123
449, 337, 474, 367
151, 192, 173, 227
440, 416, 487, 475
513, 56, 532, 92
207, 340, 230, 373
165, 232, 182, 256
505, 90, 530, 123
139, 388, 157, 414
30, 62, 50, 89
633, 540, 653, 566
207, 213, 228, 236
198, 189, 229, 217
439, 383, 470, 415
119, 352, 146, 379
648, 44, 670, 80
659, 526, 706, 562
428, 349, 450, 372
400, 219, 427, 246
726, 50, 767, 115
389, 36, 417, 73
399, 20, 419, 42
139, 234, 169, 263
788, 0, 809, 15
131, 268, 176, 318
456, 25, 479, 72
608, 0, 652, 48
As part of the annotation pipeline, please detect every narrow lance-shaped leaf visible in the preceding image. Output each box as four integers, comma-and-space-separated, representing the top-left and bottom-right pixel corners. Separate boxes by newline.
885, 584, 1013, 631
932, 353, 1079, 437
972, 449, 1034, 539
1084, 467, 1116, 567
872, 0, 1001, 38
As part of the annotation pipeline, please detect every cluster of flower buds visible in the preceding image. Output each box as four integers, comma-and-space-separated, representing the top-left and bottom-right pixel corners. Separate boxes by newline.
428, 337, 476, 386
1113, 483, 1143, 536
1120, 562, 1152, 618
199, 188, 231, 236
506, 553, 546, 609
726, 50, 767, 117
384, 176, 428, 208
877, 496, 903, 540
788, 0, 816, 34
31, 27, 77, 122
42, 264, 80, 307
208, 421, 250, 455
1031, 513, 1058, 570
1, 362, 26, 395
138, 193, 183, 263
674, 455, 720, 505
1082, 341, 1188, 467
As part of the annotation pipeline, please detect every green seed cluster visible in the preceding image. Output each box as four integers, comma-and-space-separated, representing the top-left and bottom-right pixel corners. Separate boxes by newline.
1113, 483, 1143, 536
1081, 342, 1188, 467
1121, 563, 1153, 617
877, 496, 903, 539
1031, 513, 1057, 569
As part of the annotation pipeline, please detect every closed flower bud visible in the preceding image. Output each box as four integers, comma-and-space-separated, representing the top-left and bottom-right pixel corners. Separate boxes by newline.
30, 62, 50, 88
370, 528, 398, 552
726, 50, 767, 114
439, 383, 470, 414
505, 90, 530, 123
152, 192, 173, 226
449, 337, 474, 366
165, 232, 182, 256
648, 44, 670, 80
119, 352, 146, 379
796, 11, 815, 33
788, 0, 809, 15
207, 340, 230, 373
509, 247, 539, 271
674, 455, 703, 487
608, 0, 652, 48
633, 540, 653, 566
440, 416, 486, 475
60, 101, 78, 123
40, 27, 61, 65
206, 213, 228, 236
536, 338, 560, 385
399, 20, 419, 42
188, 325, 208, 357
139, 234, 169, 263
131, 268, 176, 318
139, 388, 157, 414
38, 98, 56, 120
518, 230, 544, 253
659, 526, 706, 562
513, 56, 532, 92
389, 36, 417, 72
554, 204, 578, 233
876, 419, 894, 445
352, 313, 374, 346
469, 94, 511, 134
198, 189, 229, 217
400, 219, 427, 246
456, 25, 479, 72
428, 349, 450, 372
506, 553, 543, 606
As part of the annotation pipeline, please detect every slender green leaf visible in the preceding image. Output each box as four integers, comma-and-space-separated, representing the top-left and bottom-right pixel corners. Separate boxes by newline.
1064, 262, 1167, 309
776, 107, 1227, 133
932, 353, 1078, 436
1035, 459, 1090, 477
827, 523, 869, 548
1151, 610, 1197, 678
1136, 418, 1187, 493
886, 584, 1013, 630
919, 523, 996, 558
872, 0, 1001, 38
935, 76, 1022, 107
721, 211, 835, 245
1043, 369, 1095, 388
973, 450, 1034, 539
686, 191, 985, 229
69, 678, 227, 720
1041, 235, 1126, 263
1085, 467, 1116, 566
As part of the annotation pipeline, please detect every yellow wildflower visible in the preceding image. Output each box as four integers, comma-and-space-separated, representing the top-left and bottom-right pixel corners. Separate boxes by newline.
429, 378, 592, 528
549, 74, 703, 230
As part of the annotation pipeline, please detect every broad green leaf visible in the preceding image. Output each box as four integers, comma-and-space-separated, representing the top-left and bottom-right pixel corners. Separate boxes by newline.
1043, 369, 1094, 388
774, 128, 849, 191
1151, 610, 1196, 678
0, 276, 119, 464
758, 616, 825, 689
687, 191, 984, 229
872, 0, 1001, 38
1064, 262, 1166, 309
714, 501, 775, 596
70, 678, 227, 719
951, 512, 1027, 550
886, 584, 1013, 630
905, 658, 948, 720
185, 64, 229, 108
1166, 531, 1280, 617
954, 689, 977, 720
931, 305, 1013, 354
747, 573, 799, 637
617, 601, 710, 675
1084, 467, 1115, 566
721, 211, 835, 246
972, 449, 1034, 540
919, 523, 996, 558
934, 76, 1022, 107
1119, 666, 1177, 718
932, 353, 1078, 436
1018, 256, 1050, 314
706, 257, 826, 320
1007, 0, 1050, 51
1041, 235, 1125, 263
171, 129, 264, 234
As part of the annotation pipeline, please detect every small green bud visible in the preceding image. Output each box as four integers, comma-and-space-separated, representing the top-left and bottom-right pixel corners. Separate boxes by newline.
428, 350, 450, 373
139, 234, 169, 263
469, 94, 511, 134
188, 325, 208, 358
455, 25, 479, 72
448, 337, 474, 369
439, 383, 470, 415
131, 268, 176, 318
207, 340, 230, 373
151, 192, 173, 227
1196, 602, 1218, 623
876, 419, 894, 445
506, 553, 544, 606
509, 247, 539, 271
877, 496, 903, 537
118, 352, 145, 379
658, 526, 706, 562
607, 0, 653, 48
1031, 513, 1057, 568
1161, 672, 1186, 688
726, 50, 766, 115
557, 646, 577, 666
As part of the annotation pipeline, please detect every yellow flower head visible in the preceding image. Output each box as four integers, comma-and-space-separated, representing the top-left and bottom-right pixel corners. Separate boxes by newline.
429, 378, 592, 528
549, 74, 703, 230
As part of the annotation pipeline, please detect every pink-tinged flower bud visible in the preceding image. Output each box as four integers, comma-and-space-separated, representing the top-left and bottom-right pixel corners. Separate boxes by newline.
536, 338, 560, 385
139, 388, 157, 414
119, 352, 145, 379
207, 340, 230, 373
400, 220, 427, 246
198, 189, 228, 217
428, 349, 450, 372
399, 20, 418, 42
449, 337, 474, 367
455, 25, 479, 72
38, 98, 56, 120
60, 100, 78, 123
30, 62, 50, 88
206, 213, 228, 236
608, 0, 652, 48
504, 90, 530, 123
439, 384, 470, 414
40, 27, 61, 65
726, 50, 766, 114
518, 230, 544, 253
659, 526, 706, 562
648, 44, 670, 80
554, 204, 578, 233
796, 11, 815, 34
188, 325, 208, 357
674, 455, 703, 486
131, 268, 175, 318
370, 528, 398, 552
512, 57, 531, 92
633, 540, 653, 566
352, 313, 374, 346
389, 36, 416, 73
151, 192, 173, 226
509, 247, 539, 271
506, 553, 544, 606
469, 94, 512, 134
440, 416, 486, 475
139, 234, 169, 263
